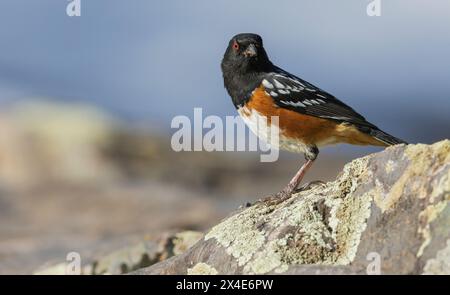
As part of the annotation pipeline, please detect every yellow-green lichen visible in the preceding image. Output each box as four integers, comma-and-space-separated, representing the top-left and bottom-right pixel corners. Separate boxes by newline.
328, 157, 374, 265
204, 205, 269, 266
173, 231, 203, 256
417, 201, 448, 257
334, 191, 373, 265
374, 140, 450, 212
243, 239, 285, 274
187, 263, 218, 275
430, 165, 450, 203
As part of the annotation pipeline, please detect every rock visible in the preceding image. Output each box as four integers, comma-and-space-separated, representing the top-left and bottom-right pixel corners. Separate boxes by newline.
0, 100, 119, 188
33, 263, 68, 276
33, 231, 202, 275
132, 140, 450, 275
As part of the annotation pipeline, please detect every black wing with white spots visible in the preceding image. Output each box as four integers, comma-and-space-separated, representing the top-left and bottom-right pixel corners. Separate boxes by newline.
262, 68, 377, 129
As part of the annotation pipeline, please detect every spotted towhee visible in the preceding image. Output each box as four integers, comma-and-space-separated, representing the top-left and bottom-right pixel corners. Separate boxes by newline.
221, 33, 407, 204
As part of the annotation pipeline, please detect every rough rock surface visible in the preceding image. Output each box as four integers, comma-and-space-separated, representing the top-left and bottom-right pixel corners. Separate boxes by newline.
132, 141, 450, 275
34, 231, 202, 275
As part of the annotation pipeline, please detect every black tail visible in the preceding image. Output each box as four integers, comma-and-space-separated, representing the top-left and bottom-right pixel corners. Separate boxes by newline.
356, 125, 407, 146
369, 128, 407, 146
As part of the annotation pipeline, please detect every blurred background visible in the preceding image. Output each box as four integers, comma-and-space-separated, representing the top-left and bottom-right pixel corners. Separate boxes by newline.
0, 0, 449, 274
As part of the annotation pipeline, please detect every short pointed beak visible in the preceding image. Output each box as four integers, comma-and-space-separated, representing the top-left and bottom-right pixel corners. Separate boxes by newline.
243, 44, 257, 57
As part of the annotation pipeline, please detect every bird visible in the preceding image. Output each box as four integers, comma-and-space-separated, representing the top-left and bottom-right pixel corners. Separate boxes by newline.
221, 33, 407, 204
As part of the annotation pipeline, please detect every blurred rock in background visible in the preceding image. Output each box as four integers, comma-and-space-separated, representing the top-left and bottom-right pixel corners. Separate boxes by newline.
0, 100, 119, 187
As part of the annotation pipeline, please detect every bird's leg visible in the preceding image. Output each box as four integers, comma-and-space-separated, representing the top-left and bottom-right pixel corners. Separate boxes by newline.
257, 146, 319, 206
260, 159, 315, 206
281, 159, 315, 194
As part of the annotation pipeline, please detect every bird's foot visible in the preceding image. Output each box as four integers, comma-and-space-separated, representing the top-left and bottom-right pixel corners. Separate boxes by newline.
257, 180, 326, 206
258, 187, 294, 206
293, 180, 326, 193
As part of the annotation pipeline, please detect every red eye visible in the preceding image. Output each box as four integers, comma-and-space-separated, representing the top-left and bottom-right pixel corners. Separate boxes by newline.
232, 40, 239, 50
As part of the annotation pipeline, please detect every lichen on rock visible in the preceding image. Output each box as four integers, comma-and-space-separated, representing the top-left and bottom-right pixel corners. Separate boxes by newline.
204, 155, 375, 274
423, 239, 450, 275
187, 263, 218, 275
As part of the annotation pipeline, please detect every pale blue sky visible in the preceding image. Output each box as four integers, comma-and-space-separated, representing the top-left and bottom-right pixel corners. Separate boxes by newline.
0, 0, 449, 143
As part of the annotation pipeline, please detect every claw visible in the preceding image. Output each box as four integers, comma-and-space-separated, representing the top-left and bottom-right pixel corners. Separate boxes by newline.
294, 180, 326, 193
257, 189, 293, 206
256, 180, 326, 207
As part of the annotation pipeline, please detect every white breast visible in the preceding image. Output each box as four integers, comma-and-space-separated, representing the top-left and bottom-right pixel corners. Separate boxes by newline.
237, 106, 309, 154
